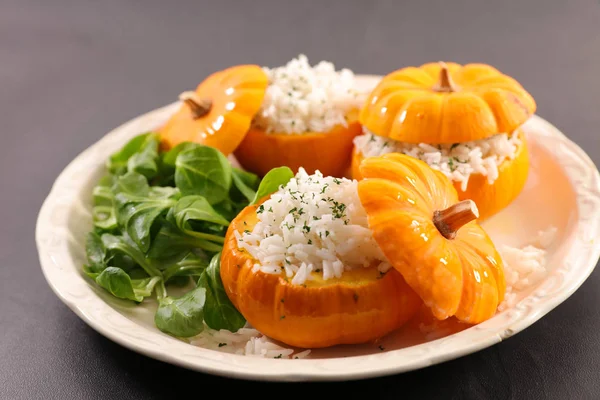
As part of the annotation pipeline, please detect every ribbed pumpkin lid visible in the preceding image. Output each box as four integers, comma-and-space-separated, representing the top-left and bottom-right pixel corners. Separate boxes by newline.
160, 64, 268, 156
357, 153, 506, 324
359, 62, 536, 144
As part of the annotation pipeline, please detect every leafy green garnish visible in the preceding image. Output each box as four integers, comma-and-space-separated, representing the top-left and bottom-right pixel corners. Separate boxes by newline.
113, 173, 178, 253
91, 267, 144, 302
84, 232, 109, 274
175, 146, 232, 204
171, 195, 229, 243
107, 133, 160, 178
251, 166, 294, 205
198, 253, 245, 331
84, 133, 302, 337
231, 168, 259, 202
155, 287, 206, 337
148, 219, 222, 260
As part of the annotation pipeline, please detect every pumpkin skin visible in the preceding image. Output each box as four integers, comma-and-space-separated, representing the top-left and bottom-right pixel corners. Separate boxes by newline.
357, 153, 506, 323
360, 62, 536, 144
234, 118, 362, 178
220, 202, 421, 348
159, 65, 268, 155
351, 130, 529, 220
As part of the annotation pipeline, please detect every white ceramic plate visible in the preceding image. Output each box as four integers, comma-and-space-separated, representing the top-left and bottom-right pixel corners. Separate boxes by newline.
36, 75, 600, 381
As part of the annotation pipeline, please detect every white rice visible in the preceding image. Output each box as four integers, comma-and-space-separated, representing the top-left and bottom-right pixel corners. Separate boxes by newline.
353, 129, 521, 191
189, 323, 311, 359
497, 226, 557, 311
253, 54, 361, 134
236, 168, 391, 285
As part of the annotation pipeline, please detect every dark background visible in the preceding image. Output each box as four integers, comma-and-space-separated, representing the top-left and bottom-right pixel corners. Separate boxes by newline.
2, 0, 600, 398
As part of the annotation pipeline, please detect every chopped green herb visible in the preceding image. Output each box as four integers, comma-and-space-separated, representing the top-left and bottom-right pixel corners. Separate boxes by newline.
257, 205, 265, 214
280, 315, 286, 320
353, 293, 359, 302
274, 354, 283, 359
302, 222, 311, 233
378, 345, 385, 351
448, 157, 458, 172
307, 239, 312, 245
218, 343, 227, 347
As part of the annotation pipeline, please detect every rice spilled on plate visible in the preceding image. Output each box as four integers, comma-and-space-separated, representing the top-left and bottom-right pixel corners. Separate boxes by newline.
252, 54, 362, 134
497, 226, 558, 311
354, 128, 522, 191
189, 324, 311, 359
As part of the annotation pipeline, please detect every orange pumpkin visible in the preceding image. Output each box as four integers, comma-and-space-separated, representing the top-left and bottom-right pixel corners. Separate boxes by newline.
351, 129, 530, 220
358, 153, 506, 323
234, 115, 362, 178
360, 62, 536, 144
159, 65, 268, 155
220, 202, 421, 349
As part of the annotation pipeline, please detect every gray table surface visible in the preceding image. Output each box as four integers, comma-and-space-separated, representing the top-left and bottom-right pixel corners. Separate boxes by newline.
2, 0, 600, 398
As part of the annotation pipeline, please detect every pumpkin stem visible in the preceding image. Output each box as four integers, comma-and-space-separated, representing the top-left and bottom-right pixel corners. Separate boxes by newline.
179, 91, 212, 119
433, 200, 479, 240
432, 62, 459, 93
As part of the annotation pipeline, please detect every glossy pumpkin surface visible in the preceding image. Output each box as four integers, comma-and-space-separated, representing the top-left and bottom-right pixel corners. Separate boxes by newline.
351, 130, 529, 220
234, 118, 362, 178
360, 62, 536, 144
160, 65, 268, 155
357, 153, 506, 323
220, 202, 421, 348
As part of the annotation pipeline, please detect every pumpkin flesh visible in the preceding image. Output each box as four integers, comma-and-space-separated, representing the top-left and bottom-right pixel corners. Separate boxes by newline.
234, 119, 362, 178
220, 202, 421, 348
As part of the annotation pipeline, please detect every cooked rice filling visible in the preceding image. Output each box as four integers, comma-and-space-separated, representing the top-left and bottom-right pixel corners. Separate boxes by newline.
236, 169, 391, 285
252, 54, 360, 135
353, 129, 522, 191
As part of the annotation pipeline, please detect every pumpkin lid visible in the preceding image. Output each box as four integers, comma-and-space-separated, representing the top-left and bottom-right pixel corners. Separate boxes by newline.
160, 64, 269, 155
359, 62, 536, 144
357, 153, 506, 323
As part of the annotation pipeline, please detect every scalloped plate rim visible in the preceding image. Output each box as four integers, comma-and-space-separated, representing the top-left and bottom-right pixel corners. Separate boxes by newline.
35, 74, 600, 382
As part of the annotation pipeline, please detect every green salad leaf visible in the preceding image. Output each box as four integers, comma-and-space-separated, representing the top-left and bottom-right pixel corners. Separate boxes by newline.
113, 172, 178, 252
148, 219, 222, 260
231, 168, 259, 202
92, 267, 144, 302
162, 252, 208, 282
91, 175, 118, 233
155, 287, 207, 337
171, 195, 229, 243
100, 234, 162, 280
198, 253, 245, 332
84, 232, 109, 274
131, 276, 163, 298
107, 133, 160, 178
251, 166, 294, 205
175, 146, 232, 204
84, 133, 304, 336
